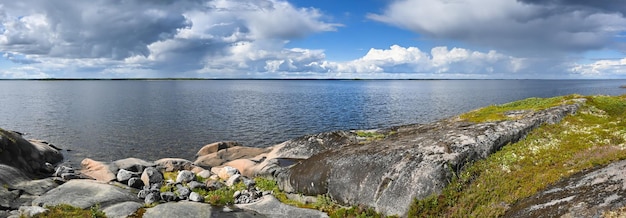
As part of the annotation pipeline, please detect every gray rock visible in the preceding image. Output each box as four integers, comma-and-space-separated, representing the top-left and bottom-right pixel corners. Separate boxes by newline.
218, 166, 240, 180
280, 102, 582, 216
112, 158, 156, 173
176, 187, 191, 199
160, 192, 178, 202
116, 169, 138, 182
32, 179, 139, 209
0, 185, 19, 209
226, 174, 241, 187
60, 173, 81, 180
155, 158, 195, 172
13, 178, 59, 196
197, 170, 212, 179
206, 180, 224, 191
145, 192, 160, 204
102, 201, 143, 218
176, 170, 196, 183
137, 190, 150, 199
233, 190, 242, 198
187, 181, 206, 190
242, 177, 256, 188
149, 182, 162, 191
188, 192, 204, 202
141, 167, 164, 186
0, 164, 30, 187
143, 201, 265, 218
236, 195, 328, 218
18, 206, 48, 217
42, 163, 55, 174
53, 166, 75, 177
505, 159, 626, 218
0, 130, 63, 176
128, 177, 144, 189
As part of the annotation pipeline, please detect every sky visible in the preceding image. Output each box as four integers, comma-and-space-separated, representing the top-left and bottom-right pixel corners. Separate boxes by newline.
1, 0, 626, 79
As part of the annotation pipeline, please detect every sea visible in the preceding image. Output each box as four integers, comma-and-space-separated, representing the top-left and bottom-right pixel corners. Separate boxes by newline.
1, 79, 624, 166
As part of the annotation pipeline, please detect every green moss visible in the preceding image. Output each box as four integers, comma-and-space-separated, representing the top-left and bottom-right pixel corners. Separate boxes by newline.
409, 95, 626, 217
32, 204, 106, 218
459, 94, 581, 123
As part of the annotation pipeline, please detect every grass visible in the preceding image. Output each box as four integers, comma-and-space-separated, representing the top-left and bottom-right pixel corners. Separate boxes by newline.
31, 204, 106, 218
459, 94, 581, 122
409, 95, 626, 217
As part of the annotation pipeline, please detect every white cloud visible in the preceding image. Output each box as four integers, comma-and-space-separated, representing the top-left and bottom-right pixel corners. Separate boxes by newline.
569, 58, 626, 77
368, 0, 626, 55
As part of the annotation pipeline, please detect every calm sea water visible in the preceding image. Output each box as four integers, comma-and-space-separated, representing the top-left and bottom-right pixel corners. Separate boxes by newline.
0, 80, 624, 166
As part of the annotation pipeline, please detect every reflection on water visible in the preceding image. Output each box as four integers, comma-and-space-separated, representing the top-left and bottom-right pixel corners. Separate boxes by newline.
0, 79, 624, 166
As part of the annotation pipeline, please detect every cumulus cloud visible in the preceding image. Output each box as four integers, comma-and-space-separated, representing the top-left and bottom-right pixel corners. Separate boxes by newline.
569, 58, 626, 77
368, 0, 626, 55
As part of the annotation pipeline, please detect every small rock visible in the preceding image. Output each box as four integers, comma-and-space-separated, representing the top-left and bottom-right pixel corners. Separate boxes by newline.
60, 173, 81, 180
18, 206, 48, 217
137, 190, 150, 199
189, 192, 204, 202
197, 170, 212, 179
149, 182, 162, 192
187, 181, 206, 190
226, 174, 241, 187
223, 207, 234, 212
206, 180, 224, 191
176, 170, 196, 183
160, 192, 178, 202
233, 191, 241, 198
145, 192, 160, 204
209, 175, 220, 181
141, 167, 164, 186
218, 166, 240, 180
116, 169, 138, 182
128, 177, 144, 189
242, 177, 256, 188
176, 187, 191, 199
53, 166, 74, 177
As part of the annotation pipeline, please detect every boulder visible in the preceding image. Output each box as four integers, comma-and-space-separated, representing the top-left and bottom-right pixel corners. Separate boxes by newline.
194, 146, 269, 169
127, 177, 144, 189
504, 159, 626, 218
155, 158, 195, 172
111, 158, 156, 173
0, 164, 32, 188
0, 129, 63, 177
53, 166, 74, 177
236, 195, 328, 218
176, 170, 195, 183
32, 179, 139, 209
80, 158, 116, 182
116, 169, 138, 183
176, 187, 191, 199
224, 159, 258, 178
13, 178, 59, 196
102, 201, 143, 218
280, 103, 581, 216
265, 131, 357, 160
197, 170, 212, 179
195, 141, 243, 157
143, 201, 264, 218
141, 167, 164, 186
160, 192, 178, 202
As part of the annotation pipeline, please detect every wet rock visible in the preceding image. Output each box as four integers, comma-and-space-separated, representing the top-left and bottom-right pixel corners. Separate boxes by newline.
102, 201, 143, 218
32, 179, 138, 209
155, 158, 195, 172
176, 170, 195, 183
80, 158, 116, 182
504, 159, 626, 218
116, 169, 138, 183
141, 167, 164, 186
188, 192, 204, 202
128, 177, 144, 189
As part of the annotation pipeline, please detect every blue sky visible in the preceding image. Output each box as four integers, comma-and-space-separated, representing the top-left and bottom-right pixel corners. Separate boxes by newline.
1, 0, 626, 79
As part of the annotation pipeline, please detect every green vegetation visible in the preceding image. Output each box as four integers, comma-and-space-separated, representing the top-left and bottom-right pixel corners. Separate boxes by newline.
31, 204, 106, 218
409, 95, 626, 217
254, 177, 394, 218
355, 130, 387, 142
459, 94, 581, 122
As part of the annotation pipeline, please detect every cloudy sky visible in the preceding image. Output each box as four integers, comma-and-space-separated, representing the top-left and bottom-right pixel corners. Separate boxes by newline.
1, 0, 626, 79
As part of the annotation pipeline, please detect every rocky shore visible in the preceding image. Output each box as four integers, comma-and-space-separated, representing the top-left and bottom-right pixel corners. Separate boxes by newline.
2, 95, 626, 217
